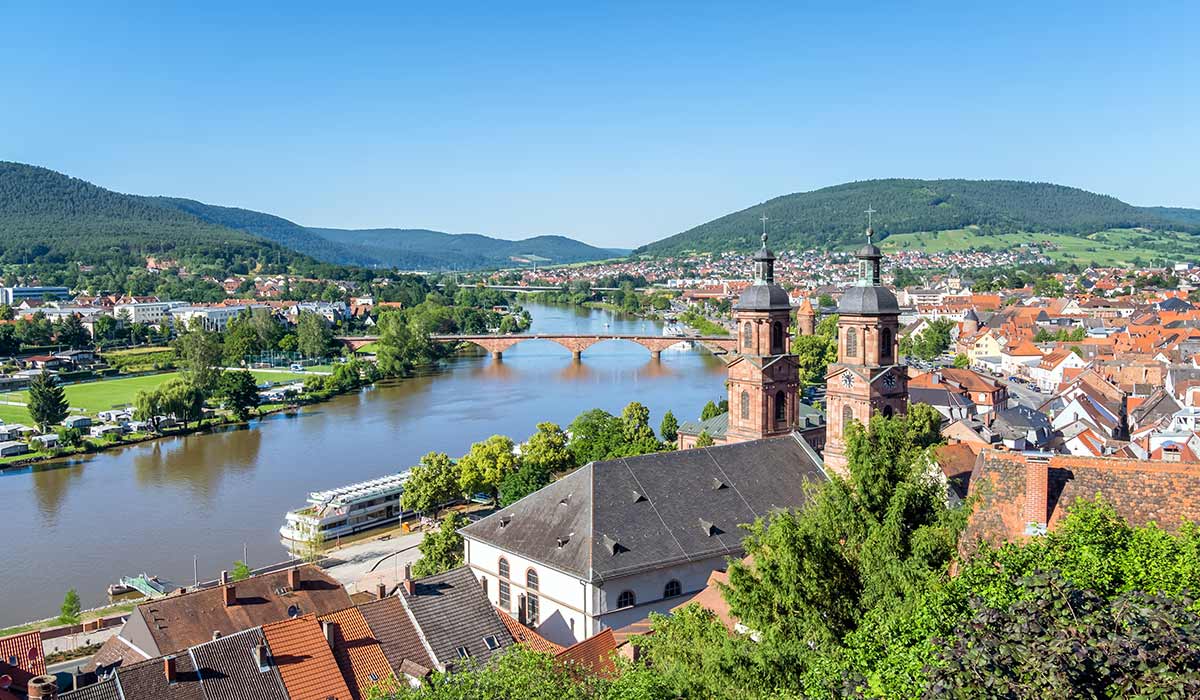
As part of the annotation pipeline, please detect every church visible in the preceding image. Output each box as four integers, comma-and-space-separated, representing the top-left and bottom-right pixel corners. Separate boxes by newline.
460, 226, 906, 645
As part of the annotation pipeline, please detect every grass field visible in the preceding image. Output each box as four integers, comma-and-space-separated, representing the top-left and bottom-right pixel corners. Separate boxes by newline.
0, 404, 31, 424
875, 226, 1200, 267
0, 370, 311, 416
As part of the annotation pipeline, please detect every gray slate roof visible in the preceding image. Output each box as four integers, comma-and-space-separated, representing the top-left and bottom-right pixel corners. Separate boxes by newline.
399, 566, 514, 671
461, 435, 827, 583
677, 412, 728, 439
838, 285, 900, 315
734, 283, 792, 311
114, 654, 205, 700
188, 628, 288, 700
59, 678, 123, 700
357, 596, 433, 674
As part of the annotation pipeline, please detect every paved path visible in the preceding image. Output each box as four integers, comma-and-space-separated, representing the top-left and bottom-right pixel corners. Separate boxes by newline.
322, 529, 428, 595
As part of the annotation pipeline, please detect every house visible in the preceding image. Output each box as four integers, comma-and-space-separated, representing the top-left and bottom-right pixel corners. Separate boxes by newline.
355, 595, 435, 683
89, 565, 351, 674
316, 606, 398, 700
262, 615, 355, 700
962, 451, 1200, 545
909, 368, 1009, 415
22, 355, 66, 370
461, 435, 828, 646
1000, 340, 1043, 375
90, 425, 123, 439
63, 415, 93, 430
0, 630, 46, 698
989, 406, 1055, 451
54, 349, 100, 365
1029, 349, 1087, 392
396, 565, 515, 672
0, 441, 29, 457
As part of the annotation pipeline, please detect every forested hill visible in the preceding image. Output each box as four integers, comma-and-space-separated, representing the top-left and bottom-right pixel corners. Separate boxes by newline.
637, 179, 1200, 255
0, 161, 620, 271
0, 161, 312, 271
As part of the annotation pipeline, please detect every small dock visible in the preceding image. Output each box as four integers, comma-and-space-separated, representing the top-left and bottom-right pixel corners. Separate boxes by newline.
113, 573, 179, 599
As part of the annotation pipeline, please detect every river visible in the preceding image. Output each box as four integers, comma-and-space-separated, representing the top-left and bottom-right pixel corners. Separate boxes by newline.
0, 303, 728, 626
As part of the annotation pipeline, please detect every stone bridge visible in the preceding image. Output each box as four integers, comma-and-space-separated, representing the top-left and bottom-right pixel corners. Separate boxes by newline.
338, 334, 737, 360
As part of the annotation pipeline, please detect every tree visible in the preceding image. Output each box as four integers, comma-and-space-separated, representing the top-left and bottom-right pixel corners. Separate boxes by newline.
695, 430, 715, 448
620, 401, 661, 456
953, 353, 970, 368
412, 512, 467, 578
700, 400, 722, 421
300, 526, 325, 564
296, 311, 334, 359
218, 370, 260, 420
567, 409, 624, 465
521, 422, 575, 474
59, 588, 81, 625
28, 372, 69, 432
498, 463, 552, 507
794, 313, 838, 387
660, 410, 679, 443
222, 317, 262, 366
929, 571, 1200, 698
231, 560, 252, 582
817, 293, 836, 308
401, 452, 461, 516
174, 322, 222, 393
160, 377, 205, 429
55, 426, 83, 449
0, 324, 18, 355
55, 313, 90, 349
899, 318, 955, 360
375, 310, 435, 377
134, 387, 166, 432
457, 435, 518, 504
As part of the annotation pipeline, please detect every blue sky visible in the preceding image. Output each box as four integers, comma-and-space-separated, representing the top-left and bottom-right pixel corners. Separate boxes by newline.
2, 2, 1197, 248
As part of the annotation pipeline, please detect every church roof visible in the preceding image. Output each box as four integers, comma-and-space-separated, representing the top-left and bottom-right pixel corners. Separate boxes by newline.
838, 285, 900, 315
734, 283, 792, 311
677, 412, 729, 439
460, 435, 827, 583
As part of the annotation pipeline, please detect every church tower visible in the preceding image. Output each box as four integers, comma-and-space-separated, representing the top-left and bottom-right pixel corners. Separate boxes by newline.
823, 227, 908, 474
725, 231, 800, 443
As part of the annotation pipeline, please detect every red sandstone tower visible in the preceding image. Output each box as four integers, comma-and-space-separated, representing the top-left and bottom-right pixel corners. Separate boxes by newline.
822, 228, 908, 475
724, 233, 800, 443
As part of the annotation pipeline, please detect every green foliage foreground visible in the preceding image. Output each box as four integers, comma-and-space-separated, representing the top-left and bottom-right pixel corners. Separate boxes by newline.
381, 405, 1200, 699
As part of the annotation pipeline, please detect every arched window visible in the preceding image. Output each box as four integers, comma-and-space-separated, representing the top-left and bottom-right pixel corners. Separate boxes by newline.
742, 322, 752, 349
526, 569, 540, 625
842, 404, 854, 428
664, 580, 682, 598
881, 328, 892, 362
771, 321, 783, 353
774, 390, 787, 423
617, 590, 637, 609
741, 390, 750, 420
845, 327, 858, 358
498, 558, 511, 610
882, 405, 894, 418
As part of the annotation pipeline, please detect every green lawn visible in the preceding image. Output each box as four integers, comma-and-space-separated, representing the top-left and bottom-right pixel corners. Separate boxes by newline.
0, 370, 310, 417
876, 226, 1200, 267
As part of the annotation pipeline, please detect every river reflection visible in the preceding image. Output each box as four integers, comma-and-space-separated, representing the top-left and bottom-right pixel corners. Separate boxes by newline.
0, 303, 728, 626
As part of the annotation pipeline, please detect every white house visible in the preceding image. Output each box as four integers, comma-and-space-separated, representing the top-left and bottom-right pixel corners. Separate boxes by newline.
0, 440, 30, 457
460, 436, 827, 646
1030, 349, 1087, 392
113, 300, 189, 325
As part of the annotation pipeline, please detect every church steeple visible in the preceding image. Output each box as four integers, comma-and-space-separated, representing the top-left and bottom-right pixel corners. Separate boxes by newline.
855, 227, 883, 287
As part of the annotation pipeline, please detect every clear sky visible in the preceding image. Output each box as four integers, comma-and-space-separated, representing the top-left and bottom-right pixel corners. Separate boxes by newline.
2, 1, 1197, 248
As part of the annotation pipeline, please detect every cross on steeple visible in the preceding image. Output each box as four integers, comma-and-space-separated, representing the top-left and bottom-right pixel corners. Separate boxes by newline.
864, 206, 876, 228
760, 214, 769, 246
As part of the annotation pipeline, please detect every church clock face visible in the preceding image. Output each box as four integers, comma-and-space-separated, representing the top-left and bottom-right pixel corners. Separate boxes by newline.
882, 373, 897, 389
841, 372, 855, 388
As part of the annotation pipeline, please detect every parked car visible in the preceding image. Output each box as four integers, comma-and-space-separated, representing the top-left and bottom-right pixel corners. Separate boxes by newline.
289, 363, 306, 371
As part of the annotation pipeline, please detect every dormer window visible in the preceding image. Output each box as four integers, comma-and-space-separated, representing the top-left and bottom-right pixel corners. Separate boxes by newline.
483, 635, 500, 650
456, 646, 470, 659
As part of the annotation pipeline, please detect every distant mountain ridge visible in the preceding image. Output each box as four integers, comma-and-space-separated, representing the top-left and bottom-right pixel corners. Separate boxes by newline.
0, 161, 619, 271
638, 179, 1200, 255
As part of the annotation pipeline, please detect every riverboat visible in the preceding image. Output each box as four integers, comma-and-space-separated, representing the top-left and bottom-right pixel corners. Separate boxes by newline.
279, 472, 412, 552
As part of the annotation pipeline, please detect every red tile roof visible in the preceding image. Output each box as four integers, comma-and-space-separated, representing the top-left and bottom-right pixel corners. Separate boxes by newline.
262, 615, 354, 700
0, 630, 45, 678
495, 608, 563, 654
317, 607, 396, 700
555, 628, 618, 679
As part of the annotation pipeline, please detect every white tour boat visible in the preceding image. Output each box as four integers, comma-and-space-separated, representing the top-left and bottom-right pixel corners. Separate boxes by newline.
279, 472, 412, 552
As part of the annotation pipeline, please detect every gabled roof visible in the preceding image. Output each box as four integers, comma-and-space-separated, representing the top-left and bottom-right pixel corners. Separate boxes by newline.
0, 630, 45, 678
495, 608, 563, 654
317, 607, 395, 700
554, 628, 618, 679
261, 615, 354, 700
111, 653, 204, 700
461, 435, 826, 582
356, 597, 432, 677
188, 627, 288, 700
676, 412, 728, 439
129, 564, 351, 656
398, 566, 514, 671
59, 677, 123, 700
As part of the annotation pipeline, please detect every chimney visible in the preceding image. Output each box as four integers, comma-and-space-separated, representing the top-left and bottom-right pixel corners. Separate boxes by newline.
1023, 458, 1049, 534
288, 566, 302, 591
27, 676, 58, 699
163, 656, 177, 684
402, 563, 414, 596
376, 582, 387, 600
321, 620, 334, 643
223, 584, 236, 607
220, 570, 230, 585
212, 630, 223, 641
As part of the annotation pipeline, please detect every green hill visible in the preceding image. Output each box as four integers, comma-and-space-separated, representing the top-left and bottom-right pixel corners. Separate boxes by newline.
637, 179, 1200, 256
0, 161, 310, 271
0, 161, 619, 272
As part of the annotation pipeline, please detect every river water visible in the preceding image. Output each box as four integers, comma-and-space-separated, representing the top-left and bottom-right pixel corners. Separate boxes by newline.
0, 303, 727, 626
